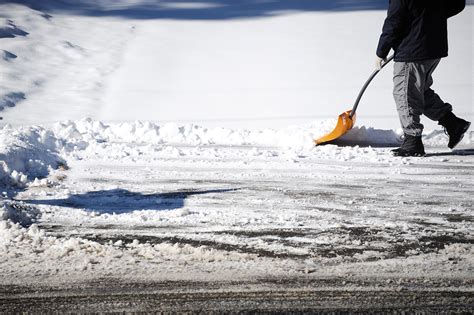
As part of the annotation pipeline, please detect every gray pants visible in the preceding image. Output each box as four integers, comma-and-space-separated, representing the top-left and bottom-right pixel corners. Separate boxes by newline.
393, 59, 452, 136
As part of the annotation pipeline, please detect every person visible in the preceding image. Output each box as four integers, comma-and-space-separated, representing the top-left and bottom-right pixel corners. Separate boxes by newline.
376, 0, 471, 157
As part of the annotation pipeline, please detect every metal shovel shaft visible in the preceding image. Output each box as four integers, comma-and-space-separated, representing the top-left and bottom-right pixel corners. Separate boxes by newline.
349, 55, 394, 119
314, 55, 394, 145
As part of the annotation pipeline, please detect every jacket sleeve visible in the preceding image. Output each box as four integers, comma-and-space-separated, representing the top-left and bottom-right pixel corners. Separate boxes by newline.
376, 0, 408, 59
446, 0, 465, 18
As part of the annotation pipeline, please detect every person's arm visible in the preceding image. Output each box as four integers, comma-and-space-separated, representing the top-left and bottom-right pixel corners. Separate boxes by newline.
376, 0, 408, 59
446, 0, 465, 18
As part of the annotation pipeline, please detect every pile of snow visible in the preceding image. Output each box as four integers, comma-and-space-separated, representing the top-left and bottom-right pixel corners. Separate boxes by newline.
50, 118, 400, 149
2, 118, 471, 189
0, 125, 65, 187
50, 118, 336, 149
0, 201, 39, 226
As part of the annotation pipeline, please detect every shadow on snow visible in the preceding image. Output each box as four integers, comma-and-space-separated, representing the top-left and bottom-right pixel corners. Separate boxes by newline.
3, 0, 389, 20
425, 149, 474, 157
22, 188, 238, 214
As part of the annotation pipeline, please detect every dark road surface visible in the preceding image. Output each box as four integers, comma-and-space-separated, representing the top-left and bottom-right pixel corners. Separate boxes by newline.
1, 278, 472, 313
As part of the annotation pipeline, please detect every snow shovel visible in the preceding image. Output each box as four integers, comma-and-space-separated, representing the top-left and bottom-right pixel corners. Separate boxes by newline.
314, 55, 394, 145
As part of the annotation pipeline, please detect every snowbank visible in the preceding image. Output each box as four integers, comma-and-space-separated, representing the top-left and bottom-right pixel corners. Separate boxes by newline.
0, 201, 39, 226
0, 125, 66, 187
2, 118, 471, 189
50, 118, 401, 149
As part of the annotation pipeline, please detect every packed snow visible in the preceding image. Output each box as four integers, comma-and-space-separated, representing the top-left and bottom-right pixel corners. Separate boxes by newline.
0, 0, 473, 289
1, 118, 473, 284
0, 1, 472, 129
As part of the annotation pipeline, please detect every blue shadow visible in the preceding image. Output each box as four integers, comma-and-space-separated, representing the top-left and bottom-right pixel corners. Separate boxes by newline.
3, 0, 389, 20
0, 20, 29, 38
22, 188, 238, 214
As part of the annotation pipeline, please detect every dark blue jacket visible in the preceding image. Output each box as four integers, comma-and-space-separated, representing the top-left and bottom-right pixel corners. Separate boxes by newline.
377, 0, 465, 62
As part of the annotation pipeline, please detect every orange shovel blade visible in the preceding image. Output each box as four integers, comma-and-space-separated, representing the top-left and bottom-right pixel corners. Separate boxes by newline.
314, 110, 356, 145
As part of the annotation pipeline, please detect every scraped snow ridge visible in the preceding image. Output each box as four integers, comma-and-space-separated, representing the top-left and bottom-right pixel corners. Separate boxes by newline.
49, 118, 401, 149
2, 118, 469, 191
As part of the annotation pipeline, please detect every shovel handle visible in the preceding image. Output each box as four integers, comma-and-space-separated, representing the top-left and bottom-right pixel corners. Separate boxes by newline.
349, 55, 394, 119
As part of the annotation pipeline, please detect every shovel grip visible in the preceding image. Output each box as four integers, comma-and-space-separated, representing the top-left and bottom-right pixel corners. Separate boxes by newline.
349, 55, 394, 119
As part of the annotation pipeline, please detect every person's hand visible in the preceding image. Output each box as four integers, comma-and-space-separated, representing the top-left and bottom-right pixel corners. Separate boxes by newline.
375, 56, 387, 70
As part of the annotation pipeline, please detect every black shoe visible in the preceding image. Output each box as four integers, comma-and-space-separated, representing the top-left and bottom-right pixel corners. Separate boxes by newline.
391, 134, 425, 157
438, 110, 471, 149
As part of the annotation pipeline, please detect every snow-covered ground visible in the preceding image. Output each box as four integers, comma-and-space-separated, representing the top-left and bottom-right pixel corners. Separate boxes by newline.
1, 119, 473, 287
1, 0, 472, 129
0, 1, 473, 309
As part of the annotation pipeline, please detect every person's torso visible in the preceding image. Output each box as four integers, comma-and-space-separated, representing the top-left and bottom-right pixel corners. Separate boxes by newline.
395, 0, 449, 62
